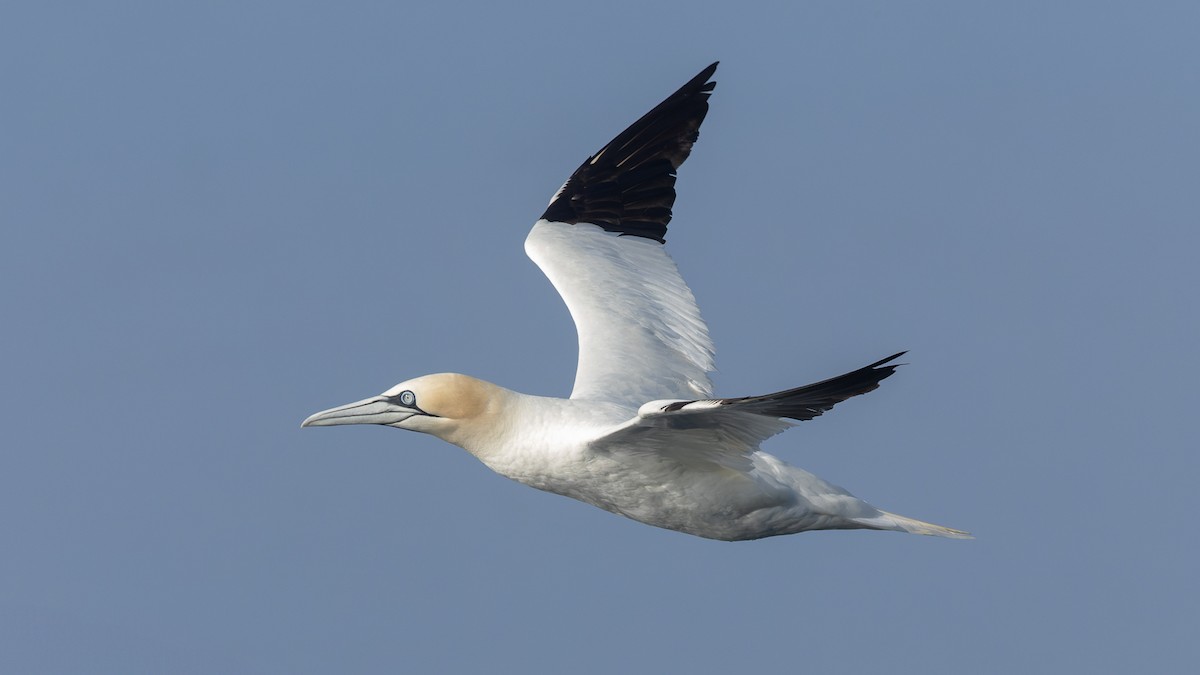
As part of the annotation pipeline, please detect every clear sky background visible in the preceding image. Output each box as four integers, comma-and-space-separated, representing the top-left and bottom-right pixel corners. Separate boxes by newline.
3, 1, 1197, 673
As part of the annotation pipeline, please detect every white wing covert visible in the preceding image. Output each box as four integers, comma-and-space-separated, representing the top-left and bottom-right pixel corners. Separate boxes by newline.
593, 404, 790, 473
526, 222, 713, 407
525, 64, 719, 408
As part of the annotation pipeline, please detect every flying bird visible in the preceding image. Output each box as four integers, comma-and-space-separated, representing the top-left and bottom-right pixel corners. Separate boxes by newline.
302, 63, 969, 541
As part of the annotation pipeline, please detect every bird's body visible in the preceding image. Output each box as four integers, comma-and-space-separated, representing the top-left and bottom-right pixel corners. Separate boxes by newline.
303, 63, 969, 541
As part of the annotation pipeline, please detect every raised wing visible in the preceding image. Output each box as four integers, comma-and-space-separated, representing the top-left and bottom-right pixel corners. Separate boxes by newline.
526, 222, 714, 405
525, 64, 719, 408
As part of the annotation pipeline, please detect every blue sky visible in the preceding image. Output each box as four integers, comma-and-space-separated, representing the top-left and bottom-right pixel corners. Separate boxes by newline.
2, 1, 1197, 672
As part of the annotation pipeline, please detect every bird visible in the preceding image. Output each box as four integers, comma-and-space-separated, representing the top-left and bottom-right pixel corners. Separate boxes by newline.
302, 62, 970, 541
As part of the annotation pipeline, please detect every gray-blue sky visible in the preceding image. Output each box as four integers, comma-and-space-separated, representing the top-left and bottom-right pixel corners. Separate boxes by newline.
2, 1, 1197, 672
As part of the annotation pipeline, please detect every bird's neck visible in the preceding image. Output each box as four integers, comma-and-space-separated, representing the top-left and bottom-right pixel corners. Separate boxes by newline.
430, 378, 526, 459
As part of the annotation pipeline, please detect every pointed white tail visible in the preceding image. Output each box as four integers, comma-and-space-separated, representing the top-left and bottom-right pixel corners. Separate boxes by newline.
855, 511, 974, 539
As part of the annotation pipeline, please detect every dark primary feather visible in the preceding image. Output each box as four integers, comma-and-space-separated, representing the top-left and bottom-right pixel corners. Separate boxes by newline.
540, 62, 718, 243
663, 352, 907, 422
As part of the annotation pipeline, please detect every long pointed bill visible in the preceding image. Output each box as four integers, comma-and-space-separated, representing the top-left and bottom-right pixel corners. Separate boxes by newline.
301, 395, 416, 428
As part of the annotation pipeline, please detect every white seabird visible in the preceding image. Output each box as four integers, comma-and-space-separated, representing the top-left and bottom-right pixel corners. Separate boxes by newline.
303, 63, 970, 541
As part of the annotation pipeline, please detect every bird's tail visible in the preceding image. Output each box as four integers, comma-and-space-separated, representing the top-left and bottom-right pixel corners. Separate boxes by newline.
854, 510, 973, 539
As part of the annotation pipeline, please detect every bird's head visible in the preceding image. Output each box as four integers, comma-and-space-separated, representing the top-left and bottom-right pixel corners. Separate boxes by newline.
301, 373, 499, 446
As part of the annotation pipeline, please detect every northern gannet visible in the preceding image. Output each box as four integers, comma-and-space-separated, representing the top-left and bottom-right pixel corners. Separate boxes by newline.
302, 63, 970, 541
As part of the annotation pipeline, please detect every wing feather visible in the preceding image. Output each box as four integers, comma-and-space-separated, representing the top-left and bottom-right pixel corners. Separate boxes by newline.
587, 353, 905, 470
655, 352, 906, 422
525, 222, 714, 406
540, 63, 717, 244
525, 64, 719, 407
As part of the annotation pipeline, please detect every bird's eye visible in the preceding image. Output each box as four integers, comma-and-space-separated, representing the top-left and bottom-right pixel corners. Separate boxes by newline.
398, 390, 416, 407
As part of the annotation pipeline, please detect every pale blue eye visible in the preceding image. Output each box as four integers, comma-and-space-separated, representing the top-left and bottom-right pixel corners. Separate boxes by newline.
399, 390, 416, 407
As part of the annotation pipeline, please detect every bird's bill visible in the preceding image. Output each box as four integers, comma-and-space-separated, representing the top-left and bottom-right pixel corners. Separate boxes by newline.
301, 395, 414, 428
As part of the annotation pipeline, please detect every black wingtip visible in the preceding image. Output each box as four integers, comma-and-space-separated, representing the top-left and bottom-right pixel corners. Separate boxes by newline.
869, 351, 908, 369
723, 351, 909, 422
540, 63, 719, 244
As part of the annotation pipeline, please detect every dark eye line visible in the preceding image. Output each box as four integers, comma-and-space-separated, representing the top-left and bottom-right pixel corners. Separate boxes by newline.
386, 390, 437, 417
387, 391, 415, 406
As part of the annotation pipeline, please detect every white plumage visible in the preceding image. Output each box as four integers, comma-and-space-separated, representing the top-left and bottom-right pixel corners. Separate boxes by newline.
525, 220, 714, 404
302, 63, 969, 541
